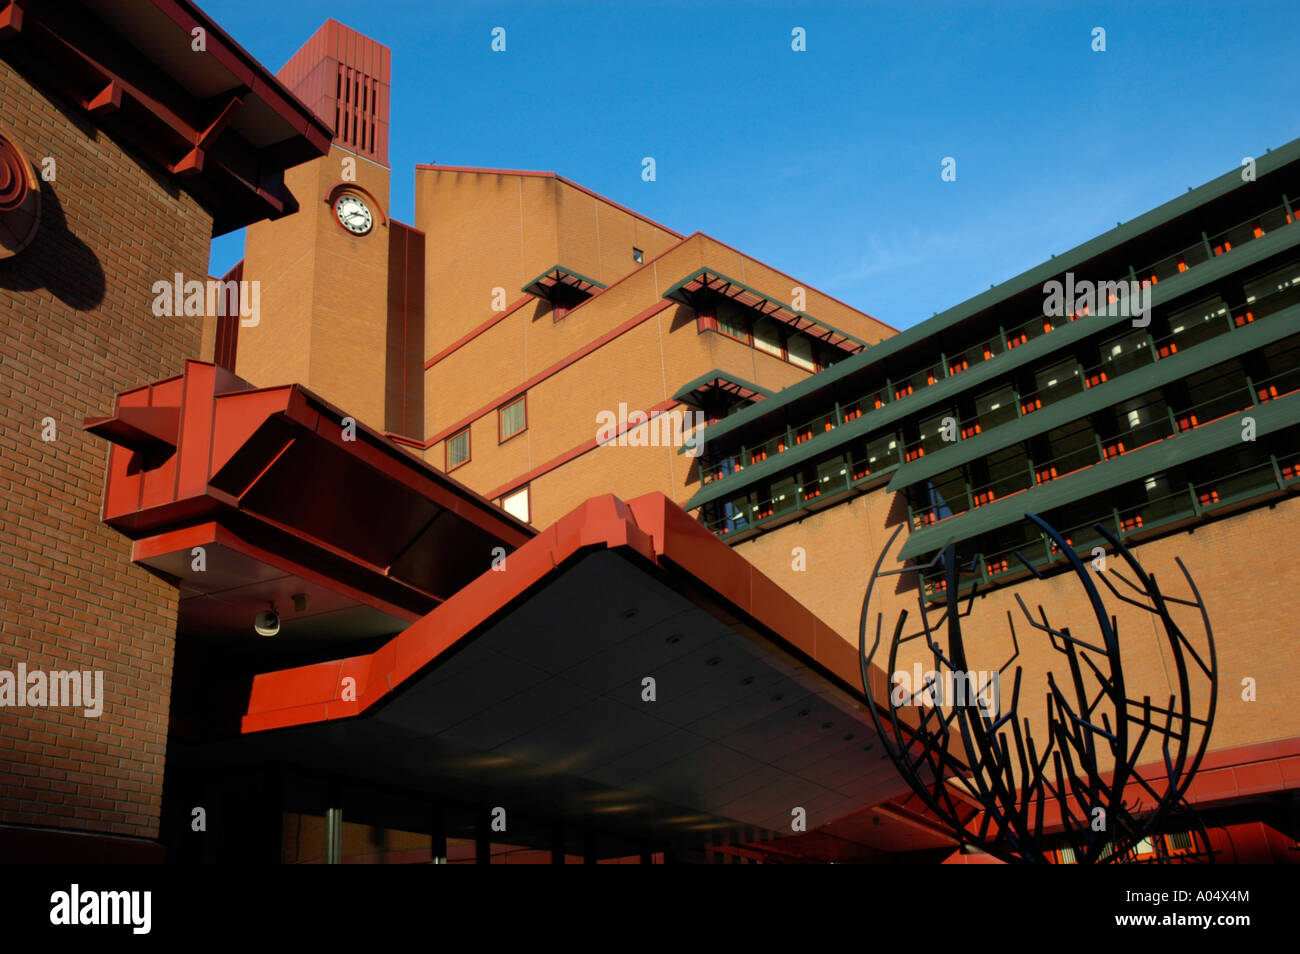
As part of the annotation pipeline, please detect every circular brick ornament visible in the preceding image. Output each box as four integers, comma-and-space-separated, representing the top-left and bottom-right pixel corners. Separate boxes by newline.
0, 130, 40, 258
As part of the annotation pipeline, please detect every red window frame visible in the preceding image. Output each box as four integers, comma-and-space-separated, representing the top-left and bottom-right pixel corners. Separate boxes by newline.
498, 394, 528, 443
446, 426, 471, 472
500, 484, 531, 523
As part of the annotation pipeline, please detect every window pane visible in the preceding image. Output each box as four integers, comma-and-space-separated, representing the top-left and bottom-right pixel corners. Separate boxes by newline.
717, 301, 749, 340
753, 317, 783, 357
448, 430, 469, 468
1101, 330, 1152, 377
975, 386, 1017, 430
1034, 358, 1083, 406
502, 487, 529, 523
500, 398, 526, 439
866, 433, 899, 469
787, 335, 815, 370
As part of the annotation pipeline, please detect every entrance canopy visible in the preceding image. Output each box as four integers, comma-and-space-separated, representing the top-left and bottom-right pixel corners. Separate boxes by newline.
238, 493, 914, 842
87, 362, 941, 853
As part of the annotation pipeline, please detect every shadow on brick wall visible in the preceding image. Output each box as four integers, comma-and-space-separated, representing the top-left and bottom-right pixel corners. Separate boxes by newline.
0, 179, 104, 310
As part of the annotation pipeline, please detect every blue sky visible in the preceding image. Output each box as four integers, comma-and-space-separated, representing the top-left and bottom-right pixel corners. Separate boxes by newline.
207, 0, 1300, 331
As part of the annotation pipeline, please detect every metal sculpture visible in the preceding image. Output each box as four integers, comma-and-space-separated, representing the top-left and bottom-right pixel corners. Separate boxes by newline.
858, 515, 1217, 863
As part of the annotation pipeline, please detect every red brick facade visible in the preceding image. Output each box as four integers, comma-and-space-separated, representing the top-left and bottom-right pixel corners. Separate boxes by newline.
0, 60, 210, 849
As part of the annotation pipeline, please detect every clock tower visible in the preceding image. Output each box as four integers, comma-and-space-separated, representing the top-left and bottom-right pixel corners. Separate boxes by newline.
230, 20, 423, 439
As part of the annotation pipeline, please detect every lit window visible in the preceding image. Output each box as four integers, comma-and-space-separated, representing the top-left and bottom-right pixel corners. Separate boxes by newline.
447, 428, 470, 470
502, 486, 530, 523
499, 396, 527, 442
632, 247, 644, 264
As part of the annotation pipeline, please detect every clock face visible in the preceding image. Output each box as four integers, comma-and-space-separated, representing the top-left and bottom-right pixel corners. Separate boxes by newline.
334, 193, 373, 235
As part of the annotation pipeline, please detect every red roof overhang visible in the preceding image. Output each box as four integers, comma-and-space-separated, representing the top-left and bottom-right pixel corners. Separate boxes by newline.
85, 360, 532, 617
229, 492, 923, 841
85, 363, 959, 853
0, 0, 333, 234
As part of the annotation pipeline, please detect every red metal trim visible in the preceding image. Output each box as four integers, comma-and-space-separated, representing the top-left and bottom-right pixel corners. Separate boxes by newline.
422, 232, 696, 374
0, 1, 23, 37
497, 394, 527, 444
499, 484, 530, 523
82, 406, 179, 453
153, 0, 333, 152
421, 300, 675, 451
445, 425, 470, 472
88, 360, 532, 571
423, 294, 536, 371
131, 521, 422, 624
325, 181, 388, 235
242, 491, 892, 733
484, 399, 679, 501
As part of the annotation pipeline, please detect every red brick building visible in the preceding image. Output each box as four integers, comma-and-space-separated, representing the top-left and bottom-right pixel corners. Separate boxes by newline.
0, 0, 330, 861
3, 6, 1298, 864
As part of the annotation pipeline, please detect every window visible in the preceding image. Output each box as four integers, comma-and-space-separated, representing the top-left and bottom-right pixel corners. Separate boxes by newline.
716, 301, 750, 342
499, 396, 527, 442
632, 247, 644, 264
752, 317, 783, 358
1034, 358, 1083, 407
866, 433, 899, 470
1100, 329, 1152, 377
786, 335, 815, 371
446, 428, 470, 470
769, 475, 799, 515
917, 409, 955, 455
974, 385, 1017, 430
501, 486, 530, 523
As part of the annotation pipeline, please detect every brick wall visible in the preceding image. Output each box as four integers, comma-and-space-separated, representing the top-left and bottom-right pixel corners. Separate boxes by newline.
734, 485, 1300, 763
0, 61, 210, 849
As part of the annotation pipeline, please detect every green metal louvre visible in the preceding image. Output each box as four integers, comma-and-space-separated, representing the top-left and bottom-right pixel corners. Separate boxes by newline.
662, 267, 869, 348
671, 370, 773, 404
887, 304, 1300, 492
521, 264, 606, 298
691, 142, 1300, 453
895, 390, 1300, 561
685, 222, 1300, 511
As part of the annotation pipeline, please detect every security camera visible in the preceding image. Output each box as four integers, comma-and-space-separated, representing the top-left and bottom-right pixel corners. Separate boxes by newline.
254, 603, 280, 638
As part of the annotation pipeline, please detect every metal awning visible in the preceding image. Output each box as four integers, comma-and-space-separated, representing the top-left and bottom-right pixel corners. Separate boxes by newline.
522, 264, 606, 301
672, 370, 772, 409
85, 360, 532, 619
663, 268, 866, 353
237, 493, 915, 843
